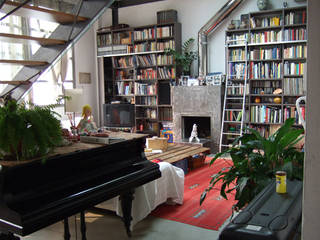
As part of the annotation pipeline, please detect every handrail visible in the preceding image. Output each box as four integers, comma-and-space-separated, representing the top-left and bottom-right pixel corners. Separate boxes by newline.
68, 0, 84, 42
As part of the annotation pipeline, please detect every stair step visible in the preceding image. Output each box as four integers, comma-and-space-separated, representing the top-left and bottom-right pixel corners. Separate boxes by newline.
0, 33, 66, 46
2, 1, 88, 24
0, 80, 30, 85
0, 59, 48, 66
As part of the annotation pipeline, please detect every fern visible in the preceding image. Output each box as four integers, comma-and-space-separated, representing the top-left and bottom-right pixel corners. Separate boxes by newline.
0, 100, 63, 161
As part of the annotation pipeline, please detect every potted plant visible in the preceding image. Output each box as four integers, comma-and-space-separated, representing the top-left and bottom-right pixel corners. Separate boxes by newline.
0, 99, 63, 161
200, 118, 304, 210
165, 37, 198, 76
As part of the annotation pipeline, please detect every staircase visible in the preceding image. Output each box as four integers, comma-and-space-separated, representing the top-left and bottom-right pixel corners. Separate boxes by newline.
0, 0, 115, 100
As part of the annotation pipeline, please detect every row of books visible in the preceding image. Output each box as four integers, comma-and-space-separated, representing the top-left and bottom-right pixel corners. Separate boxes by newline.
157, 54, 174, 65
97, 33, 112, 46
225, 110, 243, 122
116, 82, 134, 95
156, 26, 174, 38
250, 30, 282, 44
249, 47, 281, 60
134, 42, 157, 52
134, 28, 156, 41
115, 69, 134, 80
284, 62, 305, 75
283, 78, 305, 95
157, 40, 175, 50
136, 54, 157, 66
228, 49, 246, 61
249, 125, 271, 138
114, 56, 135, 68
249, 62, 282, 79
251, 80, 281, 94
135, 96, 157, 106
250, 16, 282, 28
136, 108, 157, 119
227, 33, 248, 45
250, 106, 282, 124
283, 106, 305, 124
134, 83, 156, 95
284, 45, 307, 59
283, 28, 307, 41
228, 63, 246, 79
158, 67, 175, 79
158, 107, 173, 121
137, 68, 157, 80
227, 83, 249, 95
284, 10, 306, 25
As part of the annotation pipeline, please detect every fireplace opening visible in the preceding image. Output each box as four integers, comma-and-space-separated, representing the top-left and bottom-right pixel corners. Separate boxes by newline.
182, 116, 211, 140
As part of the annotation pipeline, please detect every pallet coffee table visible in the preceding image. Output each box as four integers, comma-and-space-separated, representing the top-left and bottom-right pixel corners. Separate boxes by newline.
145, 144, 210, 173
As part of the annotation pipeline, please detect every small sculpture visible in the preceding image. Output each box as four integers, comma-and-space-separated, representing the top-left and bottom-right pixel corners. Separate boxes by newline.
189, 124, 200, 143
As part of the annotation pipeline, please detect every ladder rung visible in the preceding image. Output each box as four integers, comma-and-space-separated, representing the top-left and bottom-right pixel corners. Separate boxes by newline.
221, 144, 233, 147
224, 121, 242, 123
226, 97, 243, 100
225, 109, 242, 111
222, 132, 241, 135
226, 85, 245, 88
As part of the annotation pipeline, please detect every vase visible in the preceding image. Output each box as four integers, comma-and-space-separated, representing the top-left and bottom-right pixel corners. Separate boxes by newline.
257, 0, 268, 11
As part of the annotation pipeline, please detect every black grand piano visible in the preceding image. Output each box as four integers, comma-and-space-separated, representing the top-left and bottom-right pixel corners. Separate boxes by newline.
0, 136, 161, 239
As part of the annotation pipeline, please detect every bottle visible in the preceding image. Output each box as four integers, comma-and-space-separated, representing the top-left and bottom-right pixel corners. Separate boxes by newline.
276, 171, 287, 193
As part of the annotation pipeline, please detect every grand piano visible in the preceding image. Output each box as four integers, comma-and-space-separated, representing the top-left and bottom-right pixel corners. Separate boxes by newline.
0, 135, 161, 239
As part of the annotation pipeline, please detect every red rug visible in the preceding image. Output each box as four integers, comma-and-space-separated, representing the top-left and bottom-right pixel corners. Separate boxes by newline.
151, 158, 237, 231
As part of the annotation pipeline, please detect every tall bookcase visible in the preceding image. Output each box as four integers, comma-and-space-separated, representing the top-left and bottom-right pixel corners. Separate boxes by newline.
97, 22, 181, 133
223, 6, 306, 146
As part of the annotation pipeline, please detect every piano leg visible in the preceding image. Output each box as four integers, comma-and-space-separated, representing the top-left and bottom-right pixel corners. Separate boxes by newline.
0, 233, 19, 240
80, 211, 87, 240
63, 218, 70, 240
120, 189, 135, 237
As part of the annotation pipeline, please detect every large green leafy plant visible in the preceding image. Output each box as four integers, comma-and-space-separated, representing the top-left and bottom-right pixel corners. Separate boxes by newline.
200, 118, 304, 210
0, 100, 63, 161
165, 37, 198, 75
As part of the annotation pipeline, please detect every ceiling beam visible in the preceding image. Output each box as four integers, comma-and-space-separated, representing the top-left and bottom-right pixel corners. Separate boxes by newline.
113, 0, 165, 8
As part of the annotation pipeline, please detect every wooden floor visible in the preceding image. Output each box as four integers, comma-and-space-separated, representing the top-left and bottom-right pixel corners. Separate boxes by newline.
145, 144, 210, 164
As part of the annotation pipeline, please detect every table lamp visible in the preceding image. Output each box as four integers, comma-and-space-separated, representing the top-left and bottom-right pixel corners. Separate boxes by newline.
65, 89, 84, 133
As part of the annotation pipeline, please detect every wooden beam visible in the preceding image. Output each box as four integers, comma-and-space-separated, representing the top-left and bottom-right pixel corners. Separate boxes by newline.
0, 33, 66, 46
115, 0, 165, 8
0, 59, 48, 66
0, 81, 31, 85
1, 1, 88, 24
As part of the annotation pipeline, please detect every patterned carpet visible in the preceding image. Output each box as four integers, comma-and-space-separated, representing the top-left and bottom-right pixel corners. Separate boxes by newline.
151, 158, 236, 231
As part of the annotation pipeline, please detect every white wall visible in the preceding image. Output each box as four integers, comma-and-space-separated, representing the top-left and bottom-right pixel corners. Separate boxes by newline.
73, 25, 100, 123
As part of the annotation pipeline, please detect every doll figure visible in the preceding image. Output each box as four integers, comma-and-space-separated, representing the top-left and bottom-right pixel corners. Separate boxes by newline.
189, 124, 200, 143
77, 104, 97, 135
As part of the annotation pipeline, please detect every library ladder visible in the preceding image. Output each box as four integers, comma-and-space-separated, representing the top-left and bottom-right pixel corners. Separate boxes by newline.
219, 39, 248, 152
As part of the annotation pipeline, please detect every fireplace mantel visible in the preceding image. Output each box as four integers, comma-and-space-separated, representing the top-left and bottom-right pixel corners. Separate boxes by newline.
171, 85, 223, 152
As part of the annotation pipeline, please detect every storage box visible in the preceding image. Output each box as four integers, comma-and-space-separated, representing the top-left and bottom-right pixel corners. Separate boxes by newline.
172, 158, 188, 175
189, 154, 205, 169
147, 137, 168, 152
157, 10, 178, 24
160, 128, 173, 143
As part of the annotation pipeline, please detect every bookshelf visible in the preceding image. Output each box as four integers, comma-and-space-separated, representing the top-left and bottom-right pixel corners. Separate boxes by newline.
223, 6, 306, 144
97, 22, 181, 134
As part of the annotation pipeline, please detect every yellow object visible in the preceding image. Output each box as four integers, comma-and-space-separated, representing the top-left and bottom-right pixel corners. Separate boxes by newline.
276, 171, 287, 193
82, 104, 92, 117
147, 137, 168, 152
274, 97, 281, 104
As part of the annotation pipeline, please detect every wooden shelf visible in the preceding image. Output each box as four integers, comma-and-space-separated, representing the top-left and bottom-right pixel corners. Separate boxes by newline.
0, 59, 48, 66
0, 80, 30, 85
3, 1, 88, 24
0, 33, 66, 46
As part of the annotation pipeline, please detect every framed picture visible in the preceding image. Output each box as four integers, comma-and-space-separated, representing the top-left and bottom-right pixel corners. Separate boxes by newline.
179, 76, 189, 86
187, 78, 199, 86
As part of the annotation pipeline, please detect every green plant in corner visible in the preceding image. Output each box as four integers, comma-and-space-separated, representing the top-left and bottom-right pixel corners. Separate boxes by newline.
200, 118, 304, 210
165, 37, 198, 76
0, 99, 63, 161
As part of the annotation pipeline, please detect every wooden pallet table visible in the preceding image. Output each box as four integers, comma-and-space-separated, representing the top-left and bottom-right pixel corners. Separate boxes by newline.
145, 144, 210, 173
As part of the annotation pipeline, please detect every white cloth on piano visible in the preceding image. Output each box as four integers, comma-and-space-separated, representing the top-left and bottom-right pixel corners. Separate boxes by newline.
96, 162, 184, 228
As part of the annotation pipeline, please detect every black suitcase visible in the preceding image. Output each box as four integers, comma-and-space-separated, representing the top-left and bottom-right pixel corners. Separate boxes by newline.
219, 180, 302, 240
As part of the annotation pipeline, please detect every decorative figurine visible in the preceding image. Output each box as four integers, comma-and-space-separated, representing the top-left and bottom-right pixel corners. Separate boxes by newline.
189, 124, 200, 143
77, 104, 97, 135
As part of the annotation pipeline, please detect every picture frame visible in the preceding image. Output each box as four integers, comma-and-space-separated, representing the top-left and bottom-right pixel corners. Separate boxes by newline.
187, 78, 199, 86
179, 76, 189, 86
